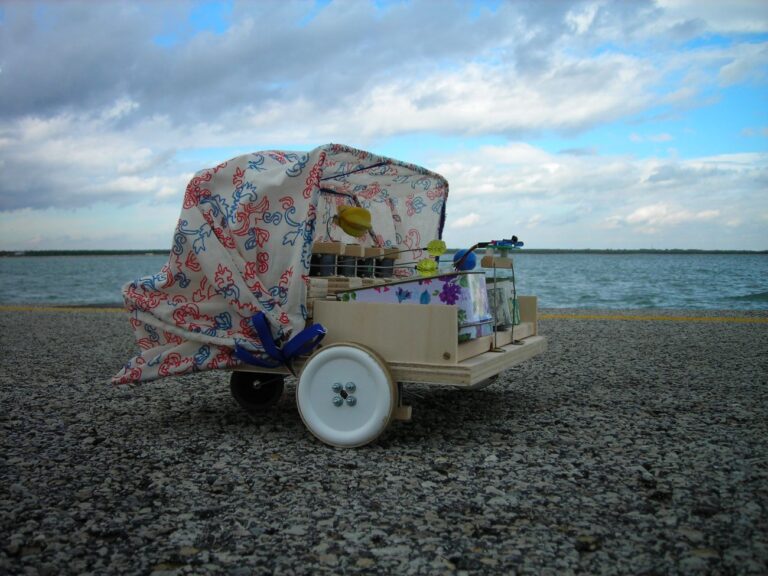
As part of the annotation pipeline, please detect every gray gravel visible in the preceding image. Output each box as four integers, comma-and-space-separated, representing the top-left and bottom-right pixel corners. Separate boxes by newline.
1, 308, 767, 575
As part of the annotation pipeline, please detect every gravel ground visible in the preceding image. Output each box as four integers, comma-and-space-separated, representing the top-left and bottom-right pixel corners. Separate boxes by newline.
1, 308, 767, 575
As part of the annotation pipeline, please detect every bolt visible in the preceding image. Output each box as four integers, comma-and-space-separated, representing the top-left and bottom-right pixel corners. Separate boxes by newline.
332, 382, 343, 393
344, 382, 356, 393
345, 395, 357, 407
332, 395, 343, 407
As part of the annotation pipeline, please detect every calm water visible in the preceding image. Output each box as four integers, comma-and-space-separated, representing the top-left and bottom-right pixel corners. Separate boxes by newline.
0, 253, 766, 310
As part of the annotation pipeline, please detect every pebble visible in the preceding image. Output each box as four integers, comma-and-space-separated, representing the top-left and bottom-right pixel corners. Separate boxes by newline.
1, 308, 767, 574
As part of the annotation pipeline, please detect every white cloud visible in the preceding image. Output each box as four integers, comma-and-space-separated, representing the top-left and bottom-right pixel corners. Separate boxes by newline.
450, 213, 482, 229
0, 1, 765, 250
656, 0, 768, 34
566, 3, 600, 35
101, 97, 140, 122
338, 53, 657, 138
718, 42, 768, 86
631, 132, 674, 143
430, 143, 767, 248
622, 202, 719, 228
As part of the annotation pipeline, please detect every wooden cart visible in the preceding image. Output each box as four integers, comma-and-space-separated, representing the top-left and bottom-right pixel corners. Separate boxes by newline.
115, 144, 547, 447
229, 249, 546, 448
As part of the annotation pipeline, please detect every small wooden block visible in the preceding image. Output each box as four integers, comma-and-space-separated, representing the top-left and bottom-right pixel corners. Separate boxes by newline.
364, 247, 385, 257
343, 244, 365, 257
312, 242, 346, 255
382, 248, 399, 258
517, 296, 538, 335
480, 255, 513, 269
393, 405, 412, 421
307, 279, 329, 298
313, 301, 460, 366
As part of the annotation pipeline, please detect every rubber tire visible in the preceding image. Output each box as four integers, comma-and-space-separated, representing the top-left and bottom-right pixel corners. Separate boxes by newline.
230, 371, 285, 412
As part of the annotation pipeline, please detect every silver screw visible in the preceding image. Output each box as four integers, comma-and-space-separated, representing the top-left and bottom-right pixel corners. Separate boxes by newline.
344, 382, 356, 393
331, 382, 343, 393
332, 395, 343, 407
345, 395, 357, 407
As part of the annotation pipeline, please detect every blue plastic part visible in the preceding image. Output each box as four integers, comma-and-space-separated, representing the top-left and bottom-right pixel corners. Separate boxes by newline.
453, 249, 477, 271
234, 312, 326, 369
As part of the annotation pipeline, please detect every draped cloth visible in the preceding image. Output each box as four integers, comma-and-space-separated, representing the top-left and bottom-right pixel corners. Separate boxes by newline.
112, 143, 448, 384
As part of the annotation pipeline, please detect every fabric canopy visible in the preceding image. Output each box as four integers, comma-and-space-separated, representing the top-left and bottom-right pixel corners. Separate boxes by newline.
113, 143, 448, 384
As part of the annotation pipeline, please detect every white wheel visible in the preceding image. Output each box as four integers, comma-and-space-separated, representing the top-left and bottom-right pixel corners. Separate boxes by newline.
297, 343, 396, 447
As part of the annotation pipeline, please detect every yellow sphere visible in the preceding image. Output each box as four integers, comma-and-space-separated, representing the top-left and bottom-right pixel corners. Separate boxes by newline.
336, 205, 372, 237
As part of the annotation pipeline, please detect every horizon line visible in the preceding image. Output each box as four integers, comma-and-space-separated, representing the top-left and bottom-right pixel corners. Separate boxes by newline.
2, 248, 767, 257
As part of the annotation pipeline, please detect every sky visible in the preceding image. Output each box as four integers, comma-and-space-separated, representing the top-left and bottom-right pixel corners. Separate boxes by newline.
0, 0, 766, 251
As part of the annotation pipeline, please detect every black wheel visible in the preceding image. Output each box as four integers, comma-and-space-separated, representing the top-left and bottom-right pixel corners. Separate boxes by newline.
230, 371, 285, 412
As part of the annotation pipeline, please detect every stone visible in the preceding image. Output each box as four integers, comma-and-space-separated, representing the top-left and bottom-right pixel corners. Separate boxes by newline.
574, 535, 601, 553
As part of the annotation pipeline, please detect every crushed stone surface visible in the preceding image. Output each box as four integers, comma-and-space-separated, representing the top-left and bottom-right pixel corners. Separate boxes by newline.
1, 308, 767, 575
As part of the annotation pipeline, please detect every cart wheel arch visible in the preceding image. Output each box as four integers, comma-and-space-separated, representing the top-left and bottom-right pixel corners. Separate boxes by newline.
297, 342, 397, 448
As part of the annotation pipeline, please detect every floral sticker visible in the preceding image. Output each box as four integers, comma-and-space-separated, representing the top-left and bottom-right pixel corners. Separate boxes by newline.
396, 287, 412, 302
439, 280, 461, 305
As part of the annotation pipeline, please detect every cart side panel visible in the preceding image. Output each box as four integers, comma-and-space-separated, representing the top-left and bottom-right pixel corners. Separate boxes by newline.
518, 295, 538, 335
313, 300, 467, 365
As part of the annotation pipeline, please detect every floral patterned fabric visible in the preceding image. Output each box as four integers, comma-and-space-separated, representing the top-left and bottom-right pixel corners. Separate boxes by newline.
113, 144, 448, 384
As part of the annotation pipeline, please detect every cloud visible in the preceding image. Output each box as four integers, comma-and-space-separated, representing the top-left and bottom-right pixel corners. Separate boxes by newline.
631, 133, 674, 143
429, 143, 767, 246
558, 147, 598, 156
618, 202, 720, 231
718, 42, 768, 86
741, 126, 768, 137
449, 213, 481, 229
0, 101, 191, 210
0, 1, 765, 250
656, 0, 768, 35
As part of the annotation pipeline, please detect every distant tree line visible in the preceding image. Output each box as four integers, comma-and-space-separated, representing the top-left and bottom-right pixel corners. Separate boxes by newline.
2, 248, 765, 258
0, 250, 168, 257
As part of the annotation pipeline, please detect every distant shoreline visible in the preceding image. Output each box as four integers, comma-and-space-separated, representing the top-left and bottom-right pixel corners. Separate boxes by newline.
1, 248, 766, 257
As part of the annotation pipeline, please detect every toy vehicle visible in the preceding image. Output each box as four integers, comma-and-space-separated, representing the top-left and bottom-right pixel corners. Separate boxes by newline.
113, 143, 546, 447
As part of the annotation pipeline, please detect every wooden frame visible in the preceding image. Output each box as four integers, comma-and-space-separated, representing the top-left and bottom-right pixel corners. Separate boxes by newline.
315, 300, 467, 365
238, 294, 544, 388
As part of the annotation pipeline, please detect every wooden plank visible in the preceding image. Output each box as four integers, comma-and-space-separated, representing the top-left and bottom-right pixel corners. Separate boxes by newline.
307, 278, 329, 298
343, 244, 365, 257
313, 300, 460, 365
517, 296, 538, 335
480, 255, 514, 268
387, 335, 547, 386
232, 333, 546, 387
457, 335, 492, 361
493, 322, 535, 346
312, 241, 346, 255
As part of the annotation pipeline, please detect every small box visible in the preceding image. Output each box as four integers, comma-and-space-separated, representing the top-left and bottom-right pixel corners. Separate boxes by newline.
336, 272, 493, 342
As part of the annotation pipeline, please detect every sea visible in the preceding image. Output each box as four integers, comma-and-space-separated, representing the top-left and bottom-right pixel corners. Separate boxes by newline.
0, 252, 766, 310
